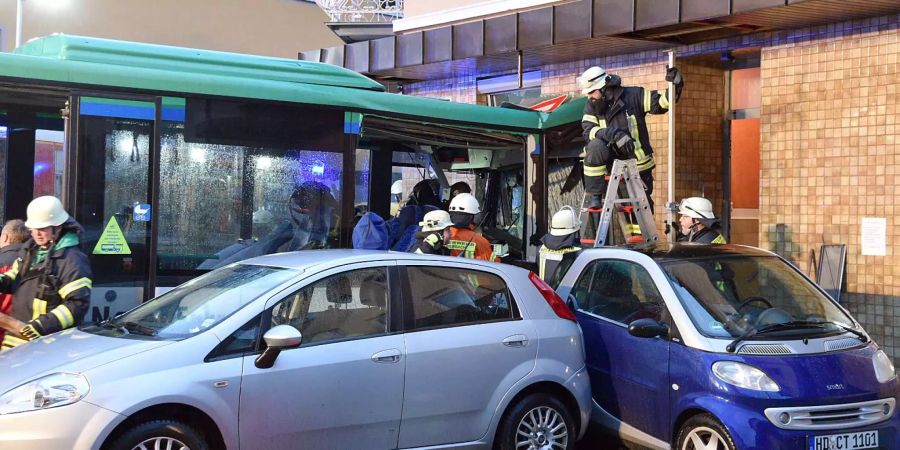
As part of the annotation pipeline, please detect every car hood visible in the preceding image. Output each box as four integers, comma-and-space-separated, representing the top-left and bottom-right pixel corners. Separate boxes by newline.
0, 328, 173, 393
744, 343, 896, 401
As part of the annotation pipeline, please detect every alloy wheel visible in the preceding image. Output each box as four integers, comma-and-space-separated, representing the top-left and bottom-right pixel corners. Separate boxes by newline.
681, 426, 728, 450
515, 406, 569, 450
131, 437, 191, 450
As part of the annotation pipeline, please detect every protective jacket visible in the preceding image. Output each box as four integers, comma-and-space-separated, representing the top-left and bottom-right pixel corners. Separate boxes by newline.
538, 232, 581, 286
446, 226, 497, 261
582, 75, 679, 188
678, 221, 727, 244
1, 219, 92, 349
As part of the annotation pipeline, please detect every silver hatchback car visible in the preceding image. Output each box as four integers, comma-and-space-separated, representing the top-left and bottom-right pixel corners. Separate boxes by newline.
0, 250, 590, 450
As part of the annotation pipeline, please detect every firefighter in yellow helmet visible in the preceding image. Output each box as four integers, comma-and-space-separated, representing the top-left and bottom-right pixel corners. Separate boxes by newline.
0, 196, 93, 349
412, 209, 453, 255
538, 206, 583, 286
578, 65, 683, 210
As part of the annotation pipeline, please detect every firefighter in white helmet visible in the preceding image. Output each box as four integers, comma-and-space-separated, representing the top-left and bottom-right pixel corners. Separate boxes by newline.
445, 193, 498, 261
412, 210, 453, 255
677, 197, 726, 244
578, 65, 683, 210
390, 180, 404, 217
538, 206, 583, 285
0, 196, 93, 349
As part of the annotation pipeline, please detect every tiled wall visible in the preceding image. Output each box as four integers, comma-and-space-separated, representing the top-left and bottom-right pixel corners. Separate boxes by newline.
760, 17, 900, 354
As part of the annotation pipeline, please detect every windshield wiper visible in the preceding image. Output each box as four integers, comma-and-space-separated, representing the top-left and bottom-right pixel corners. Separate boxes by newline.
726, 321, 827, 353
102, 319, 158, 336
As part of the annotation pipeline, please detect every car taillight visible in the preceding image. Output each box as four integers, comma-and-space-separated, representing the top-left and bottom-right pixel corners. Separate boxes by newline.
528, 272, 577, 322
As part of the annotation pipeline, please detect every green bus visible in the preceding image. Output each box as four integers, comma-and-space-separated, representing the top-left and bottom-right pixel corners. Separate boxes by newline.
0, 34, 586, 317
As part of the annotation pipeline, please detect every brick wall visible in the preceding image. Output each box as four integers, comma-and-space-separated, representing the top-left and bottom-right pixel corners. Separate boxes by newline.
760, 17, 900, 355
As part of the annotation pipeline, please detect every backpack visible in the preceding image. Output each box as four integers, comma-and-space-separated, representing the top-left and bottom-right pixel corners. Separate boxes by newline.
352, 212, 391, 250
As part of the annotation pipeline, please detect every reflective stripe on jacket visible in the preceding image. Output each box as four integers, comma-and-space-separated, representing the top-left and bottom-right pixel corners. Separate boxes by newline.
446, 226, 498, 261
538, 246, 581, 285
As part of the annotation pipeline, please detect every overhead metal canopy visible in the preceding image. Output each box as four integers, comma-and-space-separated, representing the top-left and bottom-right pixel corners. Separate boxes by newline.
299, 0, 900, 82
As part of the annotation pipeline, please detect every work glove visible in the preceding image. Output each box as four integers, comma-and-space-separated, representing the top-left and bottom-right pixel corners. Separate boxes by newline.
610, 130, 636, 160
20, 323, 42, 341
665, 67, 683, 86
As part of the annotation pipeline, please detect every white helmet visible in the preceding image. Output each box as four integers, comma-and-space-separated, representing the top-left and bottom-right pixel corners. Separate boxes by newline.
448, 192, 480, 215
550, 206, 581, 236
578, 66, 609, 95
390, 180, 404, 196
420, 210, 452, 232
25, 196, 70, 229
678, 197, 715, 220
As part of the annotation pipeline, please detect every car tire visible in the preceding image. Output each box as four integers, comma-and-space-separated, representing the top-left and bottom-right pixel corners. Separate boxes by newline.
676, 413, 737, 450
496, 392, 575, 450
107, 419, 208, 450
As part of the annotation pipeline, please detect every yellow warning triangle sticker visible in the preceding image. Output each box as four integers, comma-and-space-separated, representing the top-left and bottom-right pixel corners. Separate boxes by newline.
92, 216, 132, 255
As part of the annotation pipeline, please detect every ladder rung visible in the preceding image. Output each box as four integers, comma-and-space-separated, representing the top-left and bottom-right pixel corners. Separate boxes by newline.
580, 238, 596, 245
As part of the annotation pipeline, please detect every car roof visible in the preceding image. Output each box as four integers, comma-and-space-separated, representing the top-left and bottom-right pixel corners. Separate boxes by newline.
581, 243, 776, 263
240, 249, 529, 276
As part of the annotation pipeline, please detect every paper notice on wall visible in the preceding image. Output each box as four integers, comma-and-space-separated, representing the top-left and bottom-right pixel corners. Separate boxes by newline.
861, 217, 887, 256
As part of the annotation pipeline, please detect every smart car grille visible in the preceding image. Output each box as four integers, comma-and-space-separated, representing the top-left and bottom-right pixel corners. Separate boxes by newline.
824, 337, 864, 352
764, 399, 896, 430
737, 344, 792, 355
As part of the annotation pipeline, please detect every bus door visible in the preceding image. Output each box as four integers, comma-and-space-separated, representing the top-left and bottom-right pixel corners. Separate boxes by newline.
72, 95, 159, 321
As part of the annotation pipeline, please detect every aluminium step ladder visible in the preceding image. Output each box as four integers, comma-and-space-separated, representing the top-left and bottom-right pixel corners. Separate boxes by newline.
579, 159, 659, 247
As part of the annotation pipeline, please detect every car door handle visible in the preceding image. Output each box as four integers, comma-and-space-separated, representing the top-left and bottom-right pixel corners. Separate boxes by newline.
371, 349, 402, 363
502, 334, 529, 348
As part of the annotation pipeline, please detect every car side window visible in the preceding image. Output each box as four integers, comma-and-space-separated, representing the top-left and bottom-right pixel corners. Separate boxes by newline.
270, 267, 389, 345
575, 260, 665, 325
406, 266, 517, 330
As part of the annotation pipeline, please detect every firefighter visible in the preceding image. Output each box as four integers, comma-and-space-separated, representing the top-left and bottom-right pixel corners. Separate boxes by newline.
445, 193, 498, 261
0, 196, 92, 349
578, 65, 684, 210
412, 210, 453, 255
538, 206, 583, 285
677, 197, 726, 244
390, 180, 404, 217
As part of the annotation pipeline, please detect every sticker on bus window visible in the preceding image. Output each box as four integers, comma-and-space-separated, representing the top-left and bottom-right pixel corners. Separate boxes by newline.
92, 217, 132, 255
133, 203, 151, 222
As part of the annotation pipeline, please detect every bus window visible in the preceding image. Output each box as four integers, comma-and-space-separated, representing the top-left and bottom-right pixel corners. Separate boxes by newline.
0, 123, 6, 219
156, 99, 345, 283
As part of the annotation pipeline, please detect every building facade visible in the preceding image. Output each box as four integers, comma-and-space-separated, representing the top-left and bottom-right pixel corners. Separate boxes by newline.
302, 0, 900, 360
0, 0, 342, 56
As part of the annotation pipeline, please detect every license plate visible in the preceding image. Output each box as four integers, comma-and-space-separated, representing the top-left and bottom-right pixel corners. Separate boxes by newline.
808, 430, 878, 450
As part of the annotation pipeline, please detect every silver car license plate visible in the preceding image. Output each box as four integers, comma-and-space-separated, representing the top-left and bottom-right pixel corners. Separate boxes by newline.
808, 430, 878, 450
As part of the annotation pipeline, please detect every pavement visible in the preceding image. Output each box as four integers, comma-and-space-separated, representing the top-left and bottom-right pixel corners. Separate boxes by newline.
574, 426, 638, 450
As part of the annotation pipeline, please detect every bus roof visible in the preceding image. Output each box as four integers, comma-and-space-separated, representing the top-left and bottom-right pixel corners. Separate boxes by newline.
0, 34, 544, 131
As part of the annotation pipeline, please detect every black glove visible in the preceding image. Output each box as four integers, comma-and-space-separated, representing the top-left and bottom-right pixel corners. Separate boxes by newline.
665, 67, 683, 86
610, 130, 636, 159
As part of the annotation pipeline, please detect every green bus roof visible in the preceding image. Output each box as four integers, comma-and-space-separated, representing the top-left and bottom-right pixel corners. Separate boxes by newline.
0, 35, 545, 131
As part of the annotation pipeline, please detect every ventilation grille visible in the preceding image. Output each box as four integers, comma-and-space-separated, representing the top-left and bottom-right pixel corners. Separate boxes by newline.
824, 337, 864, 352
765, 399, 895, 430
738, 343, 792, 355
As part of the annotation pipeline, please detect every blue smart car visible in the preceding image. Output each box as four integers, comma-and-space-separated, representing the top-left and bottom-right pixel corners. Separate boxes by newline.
557, 244, 898, 450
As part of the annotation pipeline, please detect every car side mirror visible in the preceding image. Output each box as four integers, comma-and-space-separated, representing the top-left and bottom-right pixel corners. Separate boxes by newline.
566, 294, 579, 312
628, 318, 669, 339
255, 325, 303, 369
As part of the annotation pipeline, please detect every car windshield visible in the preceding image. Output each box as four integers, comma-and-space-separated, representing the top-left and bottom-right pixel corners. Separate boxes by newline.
91, 264, 299, 339
661, 255, 855, 339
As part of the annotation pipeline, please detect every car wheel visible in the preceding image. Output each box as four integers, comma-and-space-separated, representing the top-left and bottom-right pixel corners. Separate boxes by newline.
676, 414, 737, 450
108, 419, 208, 450
497, 392, 574, 450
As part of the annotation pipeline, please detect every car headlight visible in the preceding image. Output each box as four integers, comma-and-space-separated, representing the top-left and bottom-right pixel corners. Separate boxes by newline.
873, 350, 896, 384
712, 361, 780, 392
0, 373, 90, 415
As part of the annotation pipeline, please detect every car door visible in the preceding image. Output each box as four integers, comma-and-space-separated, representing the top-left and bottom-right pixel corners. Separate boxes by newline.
569, 258, 672, 442
239, 263, 404, 450
397, 263, 538, 448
